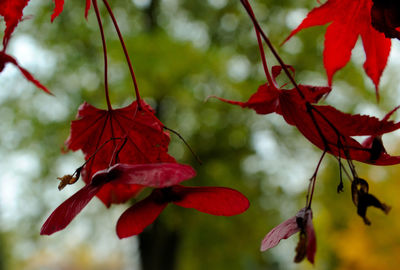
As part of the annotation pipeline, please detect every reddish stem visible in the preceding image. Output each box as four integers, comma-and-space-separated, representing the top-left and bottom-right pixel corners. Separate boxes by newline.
306, 150, 326, 208
102, 0, 142, 108
244, 3, 273, 85
92, 0, 112, 111
240, 0, 305, 100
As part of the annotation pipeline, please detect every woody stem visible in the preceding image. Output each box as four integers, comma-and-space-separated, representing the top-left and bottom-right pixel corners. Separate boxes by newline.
102, 0, 142, 108
92, 0, 112, 111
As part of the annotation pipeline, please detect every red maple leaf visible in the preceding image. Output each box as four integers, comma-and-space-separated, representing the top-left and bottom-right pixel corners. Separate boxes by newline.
116, 185, 250, 238
41, 162, 196, 235
214, 66, 400, 165
66, 100, 176, 207
284, 0, 391, 97
51, 0, 91, 21
261, 208, 316, 264
0, 0, 30, 47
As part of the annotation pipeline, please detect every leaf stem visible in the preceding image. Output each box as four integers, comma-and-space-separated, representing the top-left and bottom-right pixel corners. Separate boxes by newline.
240, 0, 305, 99
102, 0, 142, 108
244, 2, 274, 86
92, 0, 112, 111
306, 150, 326, 208
164, 126, 202, 165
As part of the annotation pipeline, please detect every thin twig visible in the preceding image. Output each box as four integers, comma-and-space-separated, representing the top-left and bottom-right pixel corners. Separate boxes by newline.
164, 126, 202, 165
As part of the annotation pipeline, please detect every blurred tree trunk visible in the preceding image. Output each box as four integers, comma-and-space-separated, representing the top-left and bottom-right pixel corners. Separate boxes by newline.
144, 0, 160, 31
139, 220, 180, 270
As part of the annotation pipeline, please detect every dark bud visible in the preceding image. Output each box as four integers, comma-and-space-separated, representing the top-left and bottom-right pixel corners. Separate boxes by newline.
337, 180, 344, 193
371, 0, 400, 39
153, 187, 183, 205
369, 136, 386, 161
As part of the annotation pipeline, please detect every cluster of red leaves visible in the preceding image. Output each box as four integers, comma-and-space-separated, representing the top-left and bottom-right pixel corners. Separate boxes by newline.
224, 0, 400, 264
0, 0, 51, 94
41, 99, 250, 238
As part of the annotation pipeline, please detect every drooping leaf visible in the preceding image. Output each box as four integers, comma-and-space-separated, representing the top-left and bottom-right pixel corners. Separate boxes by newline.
66, 100, 176, 206
278, 91, 400, 165
0, 0, 30, 47
284, 0, 391, 96
0, 51, 52, 94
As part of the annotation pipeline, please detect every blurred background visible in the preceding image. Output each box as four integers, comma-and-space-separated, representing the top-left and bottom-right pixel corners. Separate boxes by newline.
1, 0, 400, 269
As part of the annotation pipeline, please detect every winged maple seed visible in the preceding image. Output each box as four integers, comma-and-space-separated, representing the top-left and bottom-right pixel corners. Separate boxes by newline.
284, 0, 391, 98
116, 185, 249, 238
371, 0, 400, 39
41, 163, 196, 235
57, 174, 78, 190
261, 208, 316, 264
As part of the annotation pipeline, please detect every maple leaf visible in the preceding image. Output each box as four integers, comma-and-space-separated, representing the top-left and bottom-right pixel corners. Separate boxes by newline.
261, 208, 316, 264
66, 100, 176, 207
116, 185, 250, 238
284, 0, 391, 97
0, 0, 30, 47
210, 65, 331, 115
371, 0, 400, 39
40, 162, 196, 235
51, 0, 91, 22
278, 91, 400, 165
0, 51, 52, 94
214, 65, 400, 165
